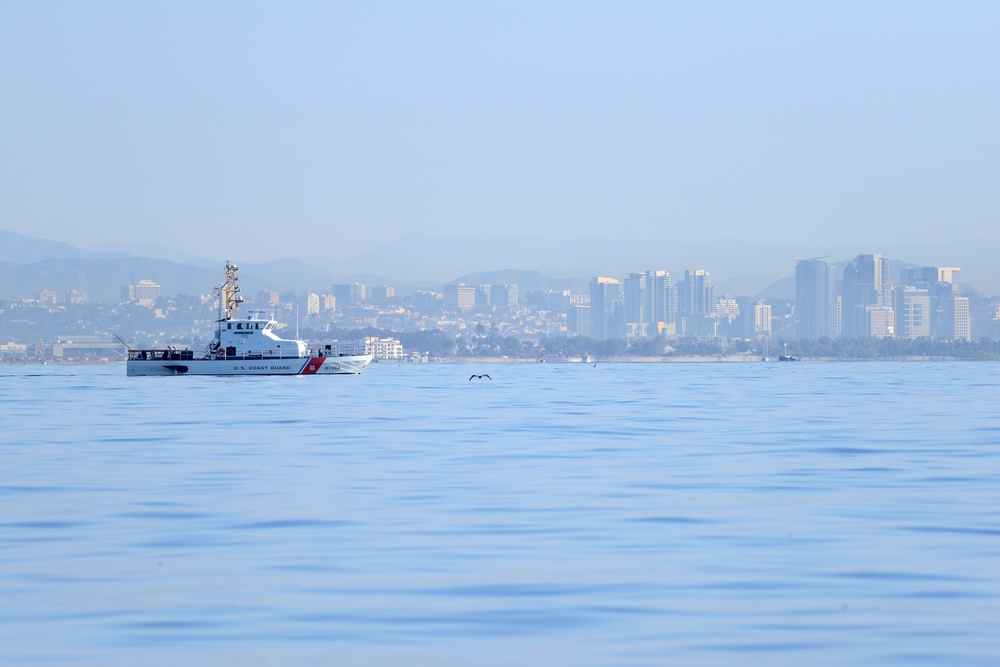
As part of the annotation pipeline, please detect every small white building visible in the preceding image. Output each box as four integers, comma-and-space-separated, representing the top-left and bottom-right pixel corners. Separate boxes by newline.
371, 337, 404, 360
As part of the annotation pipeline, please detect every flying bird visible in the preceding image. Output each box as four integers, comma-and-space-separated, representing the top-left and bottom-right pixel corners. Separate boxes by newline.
469, 374, 492, 381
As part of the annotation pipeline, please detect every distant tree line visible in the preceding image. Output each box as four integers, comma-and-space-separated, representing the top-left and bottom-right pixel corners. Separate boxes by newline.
775, 336, 1000, 360
309, 325, 1000, 361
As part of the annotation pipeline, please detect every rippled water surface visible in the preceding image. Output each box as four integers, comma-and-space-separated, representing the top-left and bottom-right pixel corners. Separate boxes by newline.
1, 361, 998, 665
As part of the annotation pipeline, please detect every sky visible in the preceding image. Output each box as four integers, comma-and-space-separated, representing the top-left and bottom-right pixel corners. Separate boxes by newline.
2, 1, 998, 260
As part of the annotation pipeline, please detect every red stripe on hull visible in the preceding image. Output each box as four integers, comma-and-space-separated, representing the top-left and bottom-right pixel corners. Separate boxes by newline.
299, 358, 324, 374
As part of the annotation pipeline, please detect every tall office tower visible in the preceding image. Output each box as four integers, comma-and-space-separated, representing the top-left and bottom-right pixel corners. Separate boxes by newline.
413, 291, 442, 312
939, 295, 971, 341
894, 287, 931, 339
754, 301, 772, 336
504, 284, 519, 307
331, 284, 354, 307
443, 284, 477, 311
680, 270, 716, 317
369, 285, 394, 307
623, 273, 648, 338
351, 283, 367, 305
952, 296, 971, 341
567, 304, 591, 338
590, 277, 624, 340
678, 269, 716, 335
795, 258, 837, 338
841, 254, 891, 337
904, 265, 963, 339
131, 280, 161, 306
645, 270, 675, 334
476, 285, 493, 308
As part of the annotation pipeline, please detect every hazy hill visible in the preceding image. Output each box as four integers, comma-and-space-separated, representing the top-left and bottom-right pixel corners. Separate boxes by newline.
0, 257, 412, 302
2, 228, 999, 299
0, 258, 227, 302
0, 229, 89, 263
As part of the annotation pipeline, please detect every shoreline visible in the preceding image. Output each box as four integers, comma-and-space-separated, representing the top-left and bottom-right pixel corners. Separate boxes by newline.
3, 355, 995, 366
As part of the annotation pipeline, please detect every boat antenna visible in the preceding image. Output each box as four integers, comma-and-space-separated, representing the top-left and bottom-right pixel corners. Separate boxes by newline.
114, 334, 132, 351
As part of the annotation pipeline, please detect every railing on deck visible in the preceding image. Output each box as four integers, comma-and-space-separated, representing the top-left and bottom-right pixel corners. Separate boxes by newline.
317, 343, 371, 358
128, 349, 195, 361
128, 343, 371, 362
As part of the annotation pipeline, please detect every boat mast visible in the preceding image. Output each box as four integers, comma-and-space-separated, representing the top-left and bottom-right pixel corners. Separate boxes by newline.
217, 260, 245, 322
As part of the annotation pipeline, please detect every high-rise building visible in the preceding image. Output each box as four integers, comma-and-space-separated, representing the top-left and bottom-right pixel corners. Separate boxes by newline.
754, 302, 772, 336
506, 284, 519, 307
332, 283, 366, 306
903, 266, 966, 340
369, 285, 394, 306
131, 280, 161, 307
589, 277, 623, 340
443, 284, 477, 312
476, 285, 493, 308
623, 273, 648, 339
678, 269, 716, 335
413, 291, 442, 312
645, 270, 675, 334
841, 254, 890, 337
939, 295, 971, 341
795, 258, 837, 338
680, 270, 715, 317
866, 305, 895, 338
567, 304, 591, 338
332, 284, 351, 307
894, 287, 930, 339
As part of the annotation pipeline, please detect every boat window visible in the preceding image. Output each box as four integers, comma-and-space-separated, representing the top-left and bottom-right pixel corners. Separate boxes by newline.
237, 323, 243, 329
227, 323, 232, 329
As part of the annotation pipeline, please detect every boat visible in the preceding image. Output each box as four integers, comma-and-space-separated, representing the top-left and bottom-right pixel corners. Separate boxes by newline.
126, 261, 373, 376
778, 343, 798, 362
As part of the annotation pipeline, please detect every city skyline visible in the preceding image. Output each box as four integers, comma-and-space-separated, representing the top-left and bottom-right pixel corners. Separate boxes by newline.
5, 247, 994, 350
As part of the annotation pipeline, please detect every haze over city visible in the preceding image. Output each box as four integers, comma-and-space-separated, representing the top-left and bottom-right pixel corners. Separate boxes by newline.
2, 1, 999, 264
4, 6, 1000, 665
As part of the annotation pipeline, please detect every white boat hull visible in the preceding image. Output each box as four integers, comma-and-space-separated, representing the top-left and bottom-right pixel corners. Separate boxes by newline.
127, 354, 373, 376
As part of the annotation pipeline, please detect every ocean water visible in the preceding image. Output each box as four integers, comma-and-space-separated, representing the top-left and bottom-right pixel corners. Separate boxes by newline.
1, 361, 998, 666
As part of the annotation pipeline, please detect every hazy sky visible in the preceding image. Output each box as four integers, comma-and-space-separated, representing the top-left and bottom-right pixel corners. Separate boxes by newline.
2, 1, 998, 259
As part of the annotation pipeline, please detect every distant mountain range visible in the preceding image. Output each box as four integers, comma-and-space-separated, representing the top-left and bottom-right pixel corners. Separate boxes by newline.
2, 228, 998, 301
